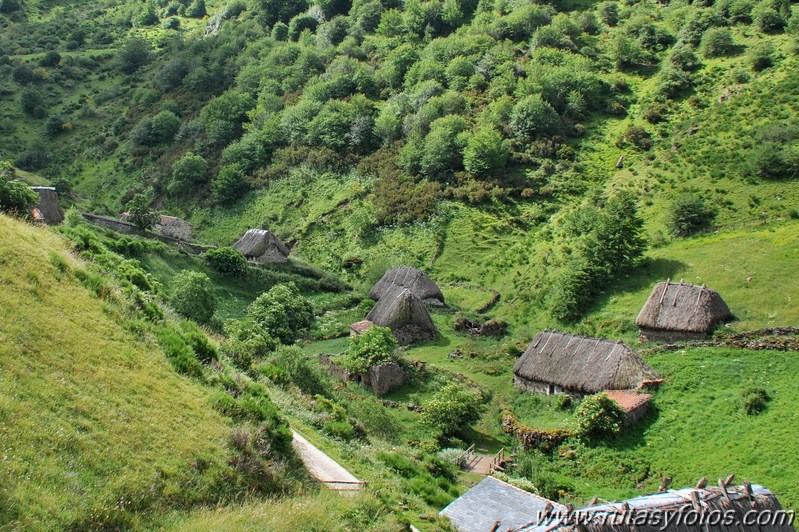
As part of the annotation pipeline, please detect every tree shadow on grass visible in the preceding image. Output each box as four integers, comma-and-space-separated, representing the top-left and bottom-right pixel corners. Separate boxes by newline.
588, 257, 689, 312
599, 405, 662, 453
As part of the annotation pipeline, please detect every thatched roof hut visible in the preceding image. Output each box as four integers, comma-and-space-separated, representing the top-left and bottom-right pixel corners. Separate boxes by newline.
523, 483, 793, 532
30, 187, 64, 225
440, 476, 566, 532
636, 281, 732, 341
369, 266, 445, 306
366, 286, 437, 344
513, 331, 660, 397
233, 228, 289, 264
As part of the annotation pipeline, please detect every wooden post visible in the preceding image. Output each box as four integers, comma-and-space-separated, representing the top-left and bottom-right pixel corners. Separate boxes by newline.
658, 476, 672, 493
696, 477, 708, 489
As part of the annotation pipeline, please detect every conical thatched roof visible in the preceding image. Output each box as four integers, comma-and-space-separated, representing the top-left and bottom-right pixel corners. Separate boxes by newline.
369, 266, 444, 306
233, 229, 289, 263
526, 483, 791, 532
513, 331, 659, 394
30, 187, 64, 225
636, 281, 732, 335
366, 286, 437, 343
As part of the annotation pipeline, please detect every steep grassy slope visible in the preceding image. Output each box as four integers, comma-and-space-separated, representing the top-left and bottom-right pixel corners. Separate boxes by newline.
0, 214, 234, 529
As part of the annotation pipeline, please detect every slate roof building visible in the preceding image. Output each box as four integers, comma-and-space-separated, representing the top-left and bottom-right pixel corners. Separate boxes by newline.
439, 476, 566, 532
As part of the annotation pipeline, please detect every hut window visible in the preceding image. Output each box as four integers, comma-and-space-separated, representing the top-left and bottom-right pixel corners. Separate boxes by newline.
547, 384, 555, 396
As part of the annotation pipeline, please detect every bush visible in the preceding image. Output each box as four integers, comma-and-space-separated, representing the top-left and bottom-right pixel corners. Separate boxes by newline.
168, 270, 217, 323
186, 0, 206, 17
246, 283, 314, 344
156, 325, 205, 378
20, 89, 47, 118
222, 318, 278, 369
212, 164, 248, 204
574, 393, 626, 439
178, 321, 218, 364
170, 152, 209, 194
621, 126, 653, 150
700, 28, 736, 57
422, 383, 484, 437
749, 142, 799, 180
204, 247, 247, 276
0, 161, 38, 214
510, 94, 559, 140
340, 325, 398, 373
742, 387, 770, 415
668, 194, 716, 236
125, 193, 158, 230
748, 42, 774, 71
118, 38, 151, 74
463, 127, 509, 178
39, 51, 61, 68
269, 345, 326, 395
753, 7, 785, 33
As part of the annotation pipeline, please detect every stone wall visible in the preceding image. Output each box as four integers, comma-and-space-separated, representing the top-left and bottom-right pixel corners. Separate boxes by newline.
639, 328, 707, 343
82, 213, 213, 255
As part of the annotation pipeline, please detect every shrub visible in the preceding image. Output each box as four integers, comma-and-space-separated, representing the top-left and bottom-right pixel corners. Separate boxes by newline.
186, 0, 206, 17
246, 283, 314, 344
39, 51, 61, 67
599, 2, 619, 26
510, 94, 559, 140
748, 42, 774, 71
170, 152, 209, 194
212, 164, 248, 204
20, 89, 47, 118
156, 325, 204, 379
168, 270, 217, 323
204, 247, 247, 276
574, 393, 626, 439
340, 325, 398, 373
0, 161, 38, 214
270, 345, 326, 395
272, 21, 289, 41
753, 6, 785, 33
621, 126, 653, 150
668, 194, 716, 236
549, 260, 594, 322
463, 127, 509, 178
323, 419, 356, 440
749, 142, 799, 180
742, 387, 770, 415
118, 37, 151, 74
44, 115, 67, 138
700, 28, 736, 57
124, 193, 157, 230
178, 321, 218, 364
222, 318, 278, 369
422, 383, 484, 437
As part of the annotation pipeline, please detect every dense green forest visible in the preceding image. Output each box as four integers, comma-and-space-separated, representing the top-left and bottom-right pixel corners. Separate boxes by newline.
1, 0, 799, 528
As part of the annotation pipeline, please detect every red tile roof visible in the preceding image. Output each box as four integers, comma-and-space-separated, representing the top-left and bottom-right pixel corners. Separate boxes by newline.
604, 389, 652, 413
349, 320, 374, 335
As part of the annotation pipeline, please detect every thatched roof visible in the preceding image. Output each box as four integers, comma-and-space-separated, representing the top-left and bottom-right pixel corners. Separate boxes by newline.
233, 229, 289, 261
30, 187, 64, 225
366, 286, 437, 343
513, 331, 659, 394
522, 483, 792, 532
440, 476, 567, 532
636, 281, 732, 334
369, 266, 445, 305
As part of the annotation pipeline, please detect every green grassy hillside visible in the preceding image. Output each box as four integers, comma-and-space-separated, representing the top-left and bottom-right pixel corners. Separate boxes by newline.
0, 214, 234, 529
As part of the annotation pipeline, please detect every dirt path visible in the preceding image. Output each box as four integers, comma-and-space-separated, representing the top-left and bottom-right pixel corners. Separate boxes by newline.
291, 430, 364, 491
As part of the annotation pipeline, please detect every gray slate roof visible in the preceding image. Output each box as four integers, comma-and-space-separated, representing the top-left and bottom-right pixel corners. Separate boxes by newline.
440, 476, 565, 532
